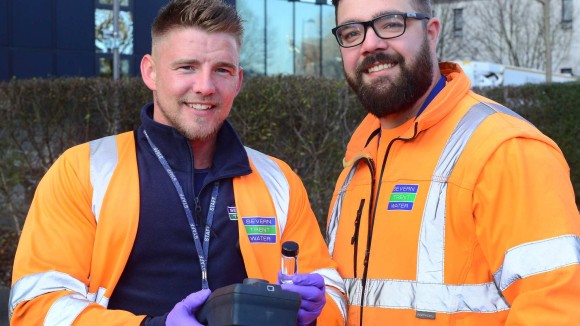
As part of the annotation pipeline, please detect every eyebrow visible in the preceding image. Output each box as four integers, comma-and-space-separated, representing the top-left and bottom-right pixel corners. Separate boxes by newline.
338, 10, 405, 25
172, 59, 238, 70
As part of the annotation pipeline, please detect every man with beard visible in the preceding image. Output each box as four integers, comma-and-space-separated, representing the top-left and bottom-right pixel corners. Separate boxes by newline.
325, 0, 580, 325
9, 1, 347, 325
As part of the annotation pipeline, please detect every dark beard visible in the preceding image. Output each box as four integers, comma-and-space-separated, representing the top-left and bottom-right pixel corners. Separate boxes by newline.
345, 36, 434, 118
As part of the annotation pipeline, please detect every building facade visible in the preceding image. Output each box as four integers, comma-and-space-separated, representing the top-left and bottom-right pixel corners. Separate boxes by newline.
433, 0, 580, 76
235, 0, 342, 78
1, 0, 171, 80
3, 0, 575, 81
0, 0, 341, 81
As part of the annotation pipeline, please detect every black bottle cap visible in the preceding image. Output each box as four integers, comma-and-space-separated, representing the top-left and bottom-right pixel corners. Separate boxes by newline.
282, 241, 299, 257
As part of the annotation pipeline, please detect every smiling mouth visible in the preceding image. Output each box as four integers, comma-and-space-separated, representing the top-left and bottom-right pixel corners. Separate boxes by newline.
367, 62, 396, 73
186, 103, 214, 111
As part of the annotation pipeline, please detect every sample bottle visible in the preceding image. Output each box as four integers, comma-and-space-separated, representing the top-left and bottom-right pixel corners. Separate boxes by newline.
280, 241, 299, 284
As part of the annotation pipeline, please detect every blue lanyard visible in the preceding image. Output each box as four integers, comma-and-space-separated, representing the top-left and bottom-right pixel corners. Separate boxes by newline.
143, 129, 219, 289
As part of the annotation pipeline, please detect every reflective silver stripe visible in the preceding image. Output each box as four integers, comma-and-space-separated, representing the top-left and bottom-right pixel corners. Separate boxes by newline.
494, 235, 580, 291
330, 102, 527, 314
312, 268, 347, 322
89, 143, 290, 232
485, 102, 529, 122
9, 271, 90, 320
45, 293, 91, 326
89, 135, 118, 224
246, 149, 346, 321
87, 287, 109, 307
326, 164, 358, 257
417, 103, 495, 283
345, 278, 510, 313
245, 147, 290, 235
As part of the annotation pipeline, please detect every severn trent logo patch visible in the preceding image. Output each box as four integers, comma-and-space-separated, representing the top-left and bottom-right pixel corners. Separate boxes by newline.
387, 184, 418, 211
242, 217, 277, 243
227, 206, 238, 220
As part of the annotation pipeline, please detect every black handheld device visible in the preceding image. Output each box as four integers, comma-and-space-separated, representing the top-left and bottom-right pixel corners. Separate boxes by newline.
196, 278, 301, 326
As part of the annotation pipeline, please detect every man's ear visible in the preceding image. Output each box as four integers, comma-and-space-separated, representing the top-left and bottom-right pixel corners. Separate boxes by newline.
426, 17, 441, 49
141, 54, 156, 91
235, 67, 244, 96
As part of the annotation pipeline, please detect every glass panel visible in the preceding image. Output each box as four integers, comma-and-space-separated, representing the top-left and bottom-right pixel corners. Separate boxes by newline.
99, 56, 112, 77
562, 0, 573, 22
267, 1, 294, 75
453, 8, 463, 37
99, 0, 129, 6
293, 0, 332, 4
237, 0, 337, 77
95, 9, 134, 55
295, 2, 320, 76
120, 58, 130, 76
238, 0, 266, 76
98, 56, 130, 77
322, 5, 342, 79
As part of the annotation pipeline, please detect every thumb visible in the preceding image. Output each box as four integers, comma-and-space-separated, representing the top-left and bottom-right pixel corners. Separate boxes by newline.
182, 289, 212, 311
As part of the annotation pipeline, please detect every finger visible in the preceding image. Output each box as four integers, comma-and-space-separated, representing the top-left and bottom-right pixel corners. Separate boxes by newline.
183, 289, 212, 311
280, 284, 325, 305
289, 273, 325, 289
297, 310, 320, 325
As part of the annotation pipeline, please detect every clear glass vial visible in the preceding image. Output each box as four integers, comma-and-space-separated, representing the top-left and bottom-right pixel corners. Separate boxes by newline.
280, 241, 299, 284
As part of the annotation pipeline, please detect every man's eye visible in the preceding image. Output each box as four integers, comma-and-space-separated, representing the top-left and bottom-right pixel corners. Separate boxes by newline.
378, 22, 404, 31
216, 68, 234, 75
341, 28, 361, 42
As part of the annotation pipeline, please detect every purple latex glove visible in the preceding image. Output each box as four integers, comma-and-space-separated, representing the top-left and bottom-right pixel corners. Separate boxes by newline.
279, 272, 326, 326
166, 289, 211, 326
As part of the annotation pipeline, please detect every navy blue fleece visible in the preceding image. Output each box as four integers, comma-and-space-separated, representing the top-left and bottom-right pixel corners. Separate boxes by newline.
107, 103, 252, 319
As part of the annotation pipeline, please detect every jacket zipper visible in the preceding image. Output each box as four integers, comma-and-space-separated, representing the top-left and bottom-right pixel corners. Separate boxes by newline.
359, 122, 419, 325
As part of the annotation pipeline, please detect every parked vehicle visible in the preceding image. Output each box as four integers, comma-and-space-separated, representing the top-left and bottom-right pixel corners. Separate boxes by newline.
456, 60, 579, 87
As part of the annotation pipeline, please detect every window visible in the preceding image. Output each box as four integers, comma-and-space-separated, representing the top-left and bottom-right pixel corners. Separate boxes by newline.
453, 8, 464, 37
98, 56, 131, 78
237, 0, 338, 77
561, 0, 573, 29
95, 9, 134, 55
99, 0, 129, 5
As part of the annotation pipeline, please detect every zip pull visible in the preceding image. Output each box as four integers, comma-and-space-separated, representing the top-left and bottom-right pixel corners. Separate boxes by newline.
363, 248, 371, 268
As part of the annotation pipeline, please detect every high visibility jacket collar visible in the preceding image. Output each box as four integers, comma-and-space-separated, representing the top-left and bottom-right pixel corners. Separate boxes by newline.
140, 102, 252, 182
343, 62, 471, 163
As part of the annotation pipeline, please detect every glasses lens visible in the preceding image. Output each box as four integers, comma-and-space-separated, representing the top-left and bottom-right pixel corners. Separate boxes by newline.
336, 23, 364, 47
374, 14, 405, 39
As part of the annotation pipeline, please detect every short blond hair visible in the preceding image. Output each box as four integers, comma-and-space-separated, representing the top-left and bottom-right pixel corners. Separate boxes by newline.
151, 0, 244, 46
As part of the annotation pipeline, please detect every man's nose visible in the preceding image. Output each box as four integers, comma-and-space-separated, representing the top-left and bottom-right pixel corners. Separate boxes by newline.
192, 71, 216, 96
360, 26, 388, 55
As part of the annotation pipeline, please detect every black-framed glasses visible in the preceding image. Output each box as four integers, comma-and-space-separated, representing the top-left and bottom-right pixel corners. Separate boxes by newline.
331, 12, 430, 48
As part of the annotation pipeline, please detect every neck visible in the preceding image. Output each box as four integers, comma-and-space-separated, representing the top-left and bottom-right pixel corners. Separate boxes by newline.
190, 136, 217, 169
379, 109, 419, 129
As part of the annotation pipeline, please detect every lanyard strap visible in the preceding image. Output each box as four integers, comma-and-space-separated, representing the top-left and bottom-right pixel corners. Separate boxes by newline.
143, 129, 219, 289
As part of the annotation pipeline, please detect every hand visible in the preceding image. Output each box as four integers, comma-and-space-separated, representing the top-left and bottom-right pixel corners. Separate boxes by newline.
166, 289, 211, 326
279, 272, 326, 326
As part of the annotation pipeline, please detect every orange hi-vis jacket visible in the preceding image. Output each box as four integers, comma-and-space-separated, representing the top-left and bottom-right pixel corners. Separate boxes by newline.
10, 131, 347, 325
326, 62, 580, 325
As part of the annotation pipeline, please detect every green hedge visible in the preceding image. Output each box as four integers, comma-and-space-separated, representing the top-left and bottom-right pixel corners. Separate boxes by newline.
0, 77, 578, 236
